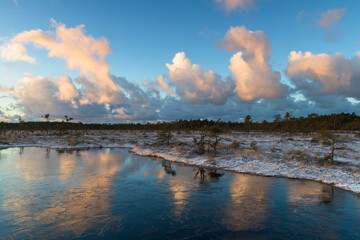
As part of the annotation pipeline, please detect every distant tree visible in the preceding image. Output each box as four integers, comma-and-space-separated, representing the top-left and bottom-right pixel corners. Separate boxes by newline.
64, 115, 73, 132
42, 114, 50, 135
244, 115, 252, 124
308, 113, 319, 118
18, 116, 24, 135
64, 115, 73, 122
274, 114, 282, 122
284, 112, 293, 134
244, 115, 252, 135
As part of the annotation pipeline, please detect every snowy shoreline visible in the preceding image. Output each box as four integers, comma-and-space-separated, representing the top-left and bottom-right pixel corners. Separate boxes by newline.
1, 130, 360, 194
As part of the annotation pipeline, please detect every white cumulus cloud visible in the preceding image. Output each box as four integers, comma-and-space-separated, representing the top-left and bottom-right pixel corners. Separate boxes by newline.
165, 52, 234, 105
219, 26, 283, 101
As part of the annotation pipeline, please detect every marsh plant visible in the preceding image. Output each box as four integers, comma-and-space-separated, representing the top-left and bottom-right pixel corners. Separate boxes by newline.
193, 125, 221, 156
193, 132, 206, 155
286, 150, 311, 163
157, 128, 172, 145
207, 126, 221, 157
229, 141, 240, 149
250, 142, 258, 150
318, 129, 338, 165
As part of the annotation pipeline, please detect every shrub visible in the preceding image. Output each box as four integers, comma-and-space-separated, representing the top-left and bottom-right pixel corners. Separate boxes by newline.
250, 142, 258, 150
193, 133, 206, 155
310, 137, 320, 144
229, 141, 240, 149
157, 129, 172, 145
322, 139, 332, 146
286, 150, 310, 162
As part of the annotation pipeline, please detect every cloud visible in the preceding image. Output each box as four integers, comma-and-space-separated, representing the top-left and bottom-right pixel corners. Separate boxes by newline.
156, 75, 174, 95
216, 0, 255, 12
5, 19, 121, 105
323, 30, 343, 43
142, 75, 174, 95
1, 19, 359, 122
0, 43, 35, 63
317, 8, 346, 42
219, 26, 284, 101
12, 0, 18, 6
219, 26, 270, 58
2, 72, 359, 122
286, 51, 360, 99
165, 52, 234, 105
9, 74, 80, 117
318, 8, 346, 28
0, 73, 155, 122
296, 10, 307, 21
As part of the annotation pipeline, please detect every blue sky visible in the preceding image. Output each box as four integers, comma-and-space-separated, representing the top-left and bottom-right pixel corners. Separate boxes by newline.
0, 0, 359, 122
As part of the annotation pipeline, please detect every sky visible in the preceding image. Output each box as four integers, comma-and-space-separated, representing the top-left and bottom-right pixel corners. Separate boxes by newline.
0, 0, 359, 123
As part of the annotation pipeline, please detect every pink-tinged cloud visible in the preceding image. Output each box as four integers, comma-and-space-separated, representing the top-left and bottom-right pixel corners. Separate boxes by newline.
13, 74, 80, 115
219, 26, 283, 101
216, 0, 255, 12
286, 51, 360, 100
165, 52, 234, 105
318, 8, 346, 28
286, 51, 351, 92
9, 19, 121, 105
219, 26, 271, 62
156, 75, 174, 95
0, 43, 35, 63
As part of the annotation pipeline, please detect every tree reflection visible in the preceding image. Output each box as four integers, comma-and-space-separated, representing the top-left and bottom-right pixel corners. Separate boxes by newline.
162, 161, 176, 176
319, 184, 335, 204
45, 147, 51, 158
194, 167, 206, 182
19, 147, 24, 156
194, 168, 224, 183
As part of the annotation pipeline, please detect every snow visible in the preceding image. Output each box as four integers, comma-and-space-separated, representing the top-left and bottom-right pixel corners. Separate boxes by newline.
1, 130, 360, 194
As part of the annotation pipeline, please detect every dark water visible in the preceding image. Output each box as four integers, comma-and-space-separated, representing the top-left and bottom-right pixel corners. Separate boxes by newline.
0, 148, 359, 239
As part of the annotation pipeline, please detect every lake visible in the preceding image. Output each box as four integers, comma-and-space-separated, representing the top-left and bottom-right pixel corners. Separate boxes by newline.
0, 147, 359, 239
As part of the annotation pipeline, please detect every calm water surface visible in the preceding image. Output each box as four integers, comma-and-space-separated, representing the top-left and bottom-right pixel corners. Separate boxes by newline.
0, 147, 359, 239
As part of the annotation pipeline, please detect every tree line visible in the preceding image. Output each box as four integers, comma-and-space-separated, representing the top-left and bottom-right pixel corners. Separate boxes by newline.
0, 112, 359, 133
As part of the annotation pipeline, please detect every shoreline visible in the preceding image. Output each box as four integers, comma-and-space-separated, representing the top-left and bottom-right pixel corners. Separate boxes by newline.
1, 130, 360, 195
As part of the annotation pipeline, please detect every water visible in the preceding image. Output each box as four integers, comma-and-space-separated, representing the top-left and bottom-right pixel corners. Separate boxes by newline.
0, 148, 359, 239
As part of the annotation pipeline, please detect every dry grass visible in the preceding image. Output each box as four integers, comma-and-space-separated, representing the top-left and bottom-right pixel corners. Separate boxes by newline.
172, 145, 183, 154
236, 149, 261, 158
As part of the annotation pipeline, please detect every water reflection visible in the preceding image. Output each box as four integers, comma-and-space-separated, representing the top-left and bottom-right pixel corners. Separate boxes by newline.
0, 148, 359, 239
223, 174, 272, 231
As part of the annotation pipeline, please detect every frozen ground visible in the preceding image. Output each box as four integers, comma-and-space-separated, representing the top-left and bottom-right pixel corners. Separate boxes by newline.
1, 130, 360, 194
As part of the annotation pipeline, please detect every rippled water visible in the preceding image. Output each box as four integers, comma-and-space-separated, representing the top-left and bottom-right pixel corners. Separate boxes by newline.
0, 147, 359, 239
